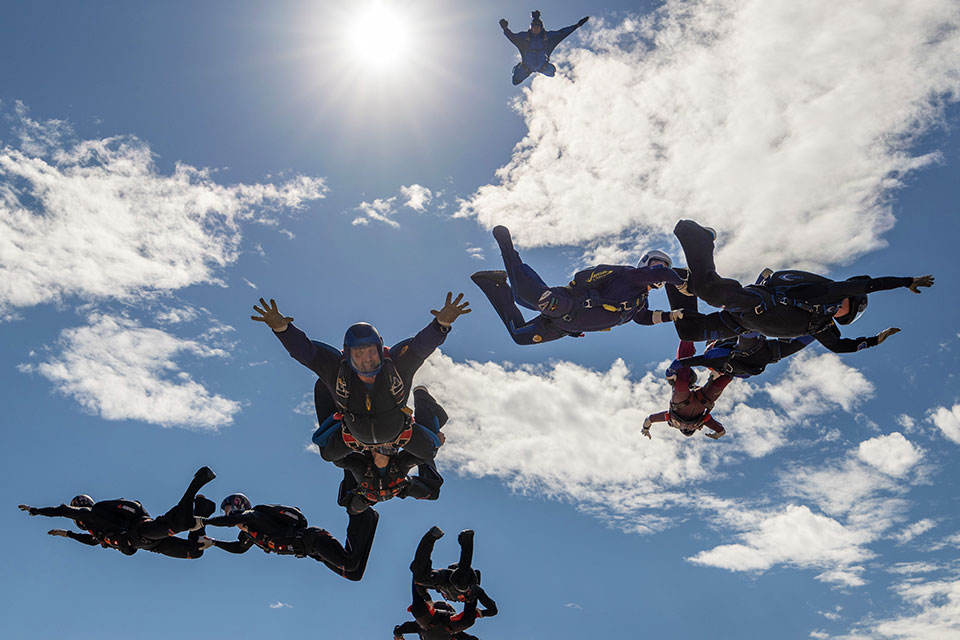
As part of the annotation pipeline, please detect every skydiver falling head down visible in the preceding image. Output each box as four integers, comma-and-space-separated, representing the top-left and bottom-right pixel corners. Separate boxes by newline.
252, 293, 469, 465
499, 10, 589, 85
669, 219, 933, 352
642, 341, 733, 440
471, 225, 683, 345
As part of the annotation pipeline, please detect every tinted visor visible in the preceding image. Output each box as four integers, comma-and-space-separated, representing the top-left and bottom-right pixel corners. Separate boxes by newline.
349, 343, 383, 375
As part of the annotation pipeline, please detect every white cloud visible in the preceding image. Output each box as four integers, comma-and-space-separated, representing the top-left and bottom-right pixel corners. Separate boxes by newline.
688, 504, 873, 573
456, 2, 960, 278
857, 433, 922, 477
896, 414, 917, 431
928, 405, 960, 444
19, 314, 240, 429
466, 246, 485, 260
836, 578, 960, 639
242, 278, 257, 289
894, 519, 937, 544
887, 562, 942, 575
816, 567, 867, 588
268, 601, 293, 609
0, 103, 326, 313
763, 352, 873, 419
353, 197, 399, 227
400, 184, 433, 211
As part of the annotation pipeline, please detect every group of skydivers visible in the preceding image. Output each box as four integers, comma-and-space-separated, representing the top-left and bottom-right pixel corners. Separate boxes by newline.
19, 11, 936, 639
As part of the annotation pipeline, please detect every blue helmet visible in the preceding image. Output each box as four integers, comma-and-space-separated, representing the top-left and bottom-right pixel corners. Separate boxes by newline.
344, 323, 385, 376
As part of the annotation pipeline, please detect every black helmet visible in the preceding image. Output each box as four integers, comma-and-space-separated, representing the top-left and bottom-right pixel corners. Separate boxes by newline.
834, 276, 870, 325
220, 493, 251, 514
530, 10, 543, 27
70, 495, 94, 508
343, 323, 384, 376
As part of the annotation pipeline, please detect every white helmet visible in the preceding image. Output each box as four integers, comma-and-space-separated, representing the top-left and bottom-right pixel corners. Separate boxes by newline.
639, 250, 673, 270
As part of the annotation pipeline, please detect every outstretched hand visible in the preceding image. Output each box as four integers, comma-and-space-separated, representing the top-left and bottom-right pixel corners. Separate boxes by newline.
499, 18, 508, 29
908, 275, 934, 293
705, 429, 726, 440
641, 417, 653, 439
198, 536, 214, 550
431, 292, 471, 326
18, 504, 36, 515
577, 16, 590, 27
251, 298, 293, 332
876, 327, 901, 344
48, 529, 69, 537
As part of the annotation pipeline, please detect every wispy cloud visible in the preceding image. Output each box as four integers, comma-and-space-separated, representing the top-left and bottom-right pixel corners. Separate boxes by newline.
832, 577, 960, 639
269, 601, 293, 609
456, 2, 960, 278
19, 313, 241, 429
0, 103, 327, 314
353, 197, 399, 227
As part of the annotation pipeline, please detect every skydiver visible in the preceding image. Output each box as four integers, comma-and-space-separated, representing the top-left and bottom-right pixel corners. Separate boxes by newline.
312, 382, 446, 513
642, 341, 733, 440
411, 526, 496, 611
19, 466, 217, 559
669, 219, 933, 351
252, 293, 470, 464
393, 581, 485, 640
500, 10, 589, 85
677, 332, 815, 378
471, 225, 683, 345
203, 493, 378, 581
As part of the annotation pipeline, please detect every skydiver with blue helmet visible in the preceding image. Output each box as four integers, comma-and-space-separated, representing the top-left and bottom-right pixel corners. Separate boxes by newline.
471, 225, 684, 345
500, 10, 589, 85
252, 294, 469, 464
668, 219, 933, 351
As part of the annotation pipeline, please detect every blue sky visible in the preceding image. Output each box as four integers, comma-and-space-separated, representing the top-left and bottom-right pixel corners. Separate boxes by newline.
2, 1, 960, 638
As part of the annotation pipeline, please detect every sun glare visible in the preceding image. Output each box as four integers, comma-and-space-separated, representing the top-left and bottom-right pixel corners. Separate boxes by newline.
345, 2, 412, 71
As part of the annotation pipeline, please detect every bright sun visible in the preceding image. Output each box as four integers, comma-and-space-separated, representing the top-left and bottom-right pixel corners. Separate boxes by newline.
345, 1, 412, 72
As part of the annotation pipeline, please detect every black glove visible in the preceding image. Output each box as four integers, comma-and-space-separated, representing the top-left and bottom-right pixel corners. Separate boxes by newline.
499, 18, 508, 29
577, 16, 589, 27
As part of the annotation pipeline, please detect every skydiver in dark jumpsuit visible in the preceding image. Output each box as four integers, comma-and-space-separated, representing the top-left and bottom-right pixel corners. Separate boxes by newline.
19, 466, 217, 559
203, 493, 378, 582
312, 383, 447, 514
500, 10, 589, 85
642, 342, 732, 440
252, 293, 469, 464
669, 219, 934, 351
393, 582, 489, 640
411, 526, 496, 608
471, 225, 683, 345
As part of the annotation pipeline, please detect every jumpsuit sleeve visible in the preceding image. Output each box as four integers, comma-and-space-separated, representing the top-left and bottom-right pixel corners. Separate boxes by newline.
393, 621, 421, 637
150, 536, 205, 559
274, 323, 343, 382
703, 416, 725, 434
447, 599, 479, 632
503, 27, 527, 49
700, 374, 734, 403
648, 410, 670, 424
545, 24, 580, 51
203, 510, 258, 528
390, 319, 449, 381
212, 533, 255, 554
813, 324, 879, 353
798, 276, 914, 304
773, 336, 815, 361
31, 504, 92, 519
64, 532, 100, 546
474, 586, 498, 618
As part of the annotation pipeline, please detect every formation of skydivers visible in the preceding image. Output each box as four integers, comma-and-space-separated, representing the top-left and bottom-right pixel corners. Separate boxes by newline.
19, 11, 937, 639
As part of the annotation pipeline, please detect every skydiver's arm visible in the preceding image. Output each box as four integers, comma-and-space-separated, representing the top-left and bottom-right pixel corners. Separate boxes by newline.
703, 416, 725, 436
502, 27, 527, 49
813, 325, 878, 353
545, 24, 579, 49
700, 373, 734, 403
27, 504, 93, 520
62, 531, 100, 546
454, 634, 480, 640
796, 277, 914, 305
648, 411, 670, 424
772, 336, 815, 361
149, 536, 205, 560
474, 586, 498, 618
203, 510, 259, 528
273, 323, 343, 381
390, 319, 448, 381
393, 621, 421, 638
448, 599, 479, 632
211, 533, 255, 554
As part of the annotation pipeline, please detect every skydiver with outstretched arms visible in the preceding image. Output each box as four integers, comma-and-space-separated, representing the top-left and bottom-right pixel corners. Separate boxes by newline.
19, 466, 217, 559
669, 219, 933, 351
472, 225, 683, 345
500, 10, 589, 85
203, 493, 378, 581
642, 341, 733, 440
252, 293, 469, 464
411, 526, 496, 612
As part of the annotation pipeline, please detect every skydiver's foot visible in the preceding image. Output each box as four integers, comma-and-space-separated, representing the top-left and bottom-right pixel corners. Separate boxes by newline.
428, 525, 444, 540
492, 225, 516, 257
458, 529, 475, 545
194, 466, 216, 484
193, 494, 216, 518
674, 219, 717, 244
470, 270, 508, 287
413, 386, 449, 429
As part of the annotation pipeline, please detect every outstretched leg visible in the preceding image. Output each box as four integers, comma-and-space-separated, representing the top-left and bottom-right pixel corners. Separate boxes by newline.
138, 466, 216, 541
540, 62, 557, 77
471, 271, 567, 345
411, 526, 444, 586
449, 529, 477, 592
512, 62, 532, 85
306, 507, 379, 581
492, 225, 551, 309
413, 387, 448, 433
674, 220, 765, 312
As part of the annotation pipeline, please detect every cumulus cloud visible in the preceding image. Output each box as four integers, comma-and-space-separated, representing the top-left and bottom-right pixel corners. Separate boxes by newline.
928, 404, 960, 444
0, 103, 327, 313
835, 577, 960, 639
400, 184, 433, 211
19, 314, 241, 429
763, 352, 874, 418
456, 1, 960, 278
857, 433, 922, 477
